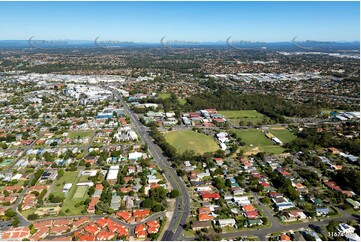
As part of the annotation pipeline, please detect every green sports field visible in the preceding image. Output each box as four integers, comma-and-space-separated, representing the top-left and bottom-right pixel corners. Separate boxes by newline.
269, 129, 296, 144
73, 186, 88, 199
164, 130, 219, 154
219, 110, 270, 125
231, 129, 285, 155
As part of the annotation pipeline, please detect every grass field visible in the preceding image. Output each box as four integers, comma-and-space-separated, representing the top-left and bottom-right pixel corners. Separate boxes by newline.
219, 110, 269, 125
219, 110, 264, 118
51, 171, 79, 198
164, 130, 219, 154
158, 93, 187, 105
68, 130, 94, 139
269, 129, 296, 144
231, 129, 285, 155
158, 93, 171, 99
73, 186, 88, 199
21, 208, 36, 219
61, 182, 88, 215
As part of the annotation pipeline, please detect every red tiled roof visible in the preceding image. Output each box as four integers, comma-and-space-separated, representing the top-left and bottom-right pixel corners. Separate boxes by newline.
135, 224, 146, 233
28, 185, 48, 193
198, 214, 214, 221
280, 234, 291, 241
83, 223, 100, 235
146, 221, 160, 228
133, 209, 151, 218
260, 182, 271, 188
33, 220, 53, 229
148, 226, 159, 234
73, 217, 89, 228
120, 187, 132, 193
95, 217, 108, 228
53, 219, 72, 227
242, 205, 256, 212
116, 211, 132, 222
116, 225, 129, 237
135, 224, 147, 238
200, 192, 221, 200
78, 233, 96, 241
87, 197, 99, 213
22, 193, 37, 210
50, 225, 69, 235
96, 231, 115, 241
4, 185, 23, 192
95, 184, 104, 190
245, 211, 259, 218
29, 227, 49, 241
198, 207, 211, 214
1, 227, 30, 239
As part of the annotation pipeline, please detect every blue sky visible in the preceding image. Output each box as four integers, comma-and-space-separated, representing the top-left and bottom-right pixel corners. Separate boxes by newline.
0, 1, 359, 42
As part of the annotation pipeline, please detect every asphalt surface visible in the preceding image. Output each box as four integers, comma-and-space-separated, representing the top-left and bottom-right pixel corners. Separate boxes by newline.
110, 89, 190, 241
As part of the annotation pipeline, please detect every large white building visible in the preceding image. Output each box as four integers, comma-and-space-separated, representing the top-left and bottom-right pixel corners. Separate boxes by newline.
106, 165, 120, 185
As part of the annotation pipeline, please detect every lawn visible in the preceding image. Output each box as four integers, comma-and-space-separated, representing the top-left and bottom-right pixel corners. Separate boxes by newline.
51, 171, 80, 198
231, 129, 285, 155
68, 130, 94, 139
158, 93, 171, 99
158, 93, 187, 105
21, 208, 35, 219
232, 129, 273, 146
269, 129, 296, 144
219, 110, 264, 118
60, 183, 89, 215
164, 130, 219, 155
219, 110, 269, 125
73, 186, 88, 199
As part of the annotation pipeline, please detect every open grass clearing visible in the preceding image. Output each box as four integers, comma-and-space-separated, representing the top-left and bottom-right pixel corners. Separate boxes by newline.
231, 129, 286, 155
67, 130, 94, 139
51, 171, 79, 198
164, 130, 219, 155
268, 129, 296, 144
158, 93, 187, 105
73, 185, 88, 199
219, 110, 264, 118
60, 183, 89, 215
219, 110, 270, 125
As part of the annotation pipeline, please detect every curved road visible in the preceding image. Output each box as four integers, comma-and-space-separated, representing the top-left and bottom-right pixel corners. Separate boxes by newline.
110, 89, 190, 241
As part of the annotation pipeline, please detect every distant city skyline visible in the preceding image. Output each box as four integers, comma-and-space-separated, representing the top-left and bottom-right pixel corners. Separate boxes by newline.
0, 1, 359, 42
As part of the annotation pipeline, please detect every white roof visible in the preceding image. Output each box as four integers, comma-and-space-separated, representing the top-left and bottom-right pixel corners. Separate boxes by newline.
218, 218, 236, 225
63, 183, 72, 189
129, 151, 143, 160
11, 174, 22, 180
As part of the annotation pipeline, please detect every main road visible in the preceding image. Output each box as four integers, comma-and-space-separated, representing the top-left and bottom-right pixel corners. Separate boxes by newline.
110, 88, 190, 241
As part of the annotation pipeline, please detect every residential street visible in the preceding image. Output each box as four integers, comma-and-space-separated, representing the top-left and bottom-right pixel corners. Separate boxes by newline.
110, 89, 190, 241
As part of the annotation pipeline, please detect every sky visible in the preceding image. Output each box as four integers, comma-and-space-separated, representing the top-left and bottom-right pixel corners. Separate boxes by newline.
0, 1, 359, 42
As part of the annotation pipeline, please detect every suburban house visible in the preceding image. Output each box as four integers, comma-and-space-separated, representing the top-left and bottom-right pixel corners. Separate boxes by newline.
217, 218, 236, 228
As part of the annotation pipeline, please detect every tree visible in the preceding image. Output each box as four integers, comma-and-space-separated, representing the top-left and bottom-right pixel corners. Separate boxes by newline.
88, 186, 95, 196
169, 190, 179, 198
5, 209, 16, 218
12, 219, 20, 227
27, 214, 38, 220
58, 169, 65, 178
151, 204, 163, 212
141, 198, 154, 208
149, 187, 168, 203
